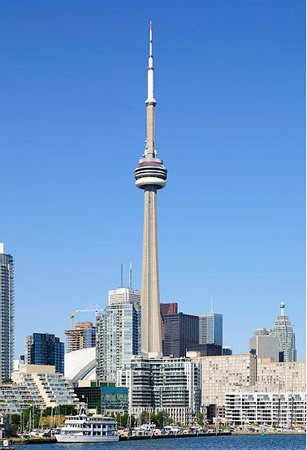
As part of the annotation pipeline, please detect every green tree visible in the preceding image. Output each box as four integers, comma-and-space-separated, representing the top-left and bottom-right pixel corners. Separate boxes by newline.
196, 412, 204, 427
23, 406, 41, 429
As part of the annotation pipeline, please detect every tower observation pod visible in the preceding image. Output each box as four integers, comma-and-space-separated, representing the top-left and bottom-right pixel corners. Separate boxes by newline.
134, 23, 167, 356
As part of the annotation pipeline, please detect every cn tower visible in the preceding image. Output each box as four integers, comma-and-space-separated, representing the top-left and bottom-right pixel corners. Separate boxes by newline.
134, 23, 167, 355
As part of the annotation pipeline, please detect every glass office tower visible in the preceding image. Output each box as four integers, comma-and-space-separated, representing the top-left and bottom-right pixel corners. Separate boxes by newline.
25, 333, 64, 374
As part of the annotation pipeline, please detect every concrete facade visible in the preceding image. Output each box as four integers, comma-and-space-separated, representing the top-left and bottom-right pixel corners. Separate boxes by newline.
190, 353, 257, 409
256, 358, 306, 393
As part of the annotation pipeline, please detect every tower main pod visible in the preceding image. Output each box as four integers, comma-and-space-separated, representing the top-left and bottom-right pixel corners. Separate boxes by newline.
134, 23, 167, 355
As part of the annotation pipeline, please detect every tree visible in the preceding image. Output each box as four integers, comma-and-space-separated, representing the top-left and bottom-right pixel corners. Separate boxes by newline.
22, 406, 41, 429
196, 412, 204, 427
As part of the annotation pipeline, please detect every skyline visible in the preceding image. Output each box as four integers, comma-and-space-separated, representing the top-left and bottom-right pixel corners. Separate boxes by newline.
0, 1, 305, 358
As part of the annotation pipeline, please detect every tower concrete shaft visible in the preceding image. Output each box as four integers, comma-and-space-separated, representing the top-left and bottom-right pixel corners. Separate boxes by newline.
134, 23, 167, 356
141, 188, 161, 354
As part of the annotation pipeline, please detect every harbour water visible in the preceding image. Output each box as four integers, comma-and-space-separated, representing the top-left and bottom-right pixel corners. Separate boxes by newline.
15, 435, 306, 450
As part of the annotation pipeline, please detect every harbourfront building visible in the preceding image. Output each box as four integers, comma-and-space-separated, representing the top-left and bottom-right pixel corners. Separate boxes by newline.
0, 243, 14, 382
225, 392, 306, 427
163, 313, 199, 357
11, 364, 77, 409
25, 333, 65, 374
117, 355, 201, 426
96, 302, 140, 383
74, 380, 128, 415
0, 383, 44, 415
64, 322, 96, 354
189, 353, 257, 413
272, 302, 297, 362
198, 312, 223, 346
249, 328, 279, 362
256, 358, 306, 393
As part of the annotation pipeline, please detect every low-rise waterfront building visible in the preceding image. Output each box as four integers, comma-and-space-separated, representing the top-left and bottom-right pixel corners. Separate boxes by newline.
74, 380, 128, 415
12, 364, 77, 408
0, 383, 44, 414
225, 391, 306, 427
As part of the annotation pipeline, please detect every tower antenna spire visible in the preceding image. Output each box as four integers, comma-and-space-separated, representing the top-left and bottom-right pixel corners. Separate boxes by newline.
145, 21, 156, 157
129, 263, 133, 289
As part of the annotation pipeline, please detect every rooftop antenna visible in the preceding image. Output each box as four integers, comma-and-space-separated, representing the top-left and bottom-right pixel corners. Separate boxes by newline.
210, 296, 214, 313
120, 263, 124, 288
129, 263, 133, 289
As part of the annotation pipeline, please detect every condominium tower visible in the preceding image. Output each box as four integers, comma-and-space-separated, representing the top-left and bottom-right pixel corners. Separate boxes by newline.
96, 302, 140, 382
0, 243, 14, 381
134, 23, 167, 355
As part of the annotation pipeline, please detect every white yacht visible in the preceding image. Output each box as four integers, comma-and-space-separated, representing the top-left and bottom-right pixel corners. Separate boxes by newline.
55, 413, 119, 443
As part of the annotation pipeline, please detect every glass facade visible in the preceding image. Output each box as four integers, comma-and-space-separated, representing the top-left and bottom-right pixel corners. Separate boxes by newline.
199, 312, 223, 346
0, 248, 14, 382
163, 313, 199, 357
25, 333, 64, 374
96, 303, 140, 382
74, 382, 128, 414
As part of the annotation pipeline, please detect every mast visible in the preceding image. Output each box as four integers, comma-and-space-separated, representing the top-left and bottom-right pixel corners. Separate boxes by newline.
145, 22, 157, 157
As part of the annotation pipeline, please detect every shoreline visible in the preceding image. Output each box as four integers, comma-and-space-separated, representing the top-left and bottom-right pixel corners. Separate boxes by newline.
7, 431, 306, 445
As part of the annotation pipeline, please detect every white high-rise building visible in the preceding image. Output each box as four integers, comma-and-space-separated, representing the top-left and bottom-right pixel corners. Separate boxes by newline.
0, 243, 14, 382
272, 302, 297, 362
96, 302, 140, 383
108, 288, 140, 307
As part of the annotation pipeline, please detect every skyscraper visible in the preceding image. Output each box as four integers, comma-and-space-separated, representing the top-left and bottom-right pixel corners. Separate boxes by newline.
108, 287, 140, 307
198, 312, 223, 346
96, 302, 140, 383
272, 302, 297, 362
160, 302, 178, 341
25, 333, 65, 374
134, 23, 167, 355
163, 313, 199, 357
0, 243, 14, 382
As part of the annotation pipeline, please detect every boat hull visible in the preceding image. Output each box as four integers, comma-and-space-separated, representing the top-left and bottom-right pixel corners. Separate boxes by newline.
55, 434, 119, 443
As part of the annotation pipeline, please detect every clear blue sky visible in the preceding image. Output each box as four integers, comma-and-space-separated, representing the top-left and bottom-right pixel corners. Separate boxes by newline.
0, 0, 305, 359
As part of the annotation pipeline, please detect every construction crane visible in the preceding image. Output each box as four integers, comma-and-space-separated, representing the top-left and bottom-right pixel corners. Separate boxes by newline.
70, 304, 103, 329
